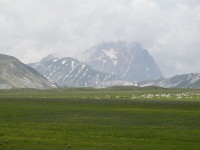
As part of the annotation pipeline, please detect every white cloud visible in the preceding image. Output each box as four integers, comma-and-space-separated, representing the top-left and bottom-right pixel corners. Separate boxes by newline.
0, 0, 200, 77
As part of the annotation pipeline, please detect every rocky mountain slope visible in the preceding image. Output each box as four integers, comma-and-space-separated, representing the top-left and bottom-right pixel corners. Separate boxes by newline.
29, 54, 131, 88
0, 54, 56, 89
82, 42, 163, 82
138, 73, 200, 88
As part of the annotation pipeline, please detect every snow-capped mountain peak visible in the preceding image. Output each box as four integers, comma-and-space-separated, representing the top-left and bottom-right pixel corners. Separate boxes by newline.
82, 42, 163, 82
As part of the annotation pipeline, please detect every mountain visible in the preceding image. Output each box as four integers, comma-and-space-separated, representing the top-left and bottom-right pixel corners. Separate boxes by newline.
138, 73, 200, 88
82, 42, 163, 82
29, 54, 129, 88
97, 80, 136, 88
0, 54, 56, 89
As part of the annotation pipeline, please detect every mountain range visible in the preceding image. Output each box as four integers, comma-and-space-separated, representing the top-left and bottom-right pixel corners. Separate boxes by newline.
30, 42, 163, 87
29, 54, 127, 88
1, 42, 200, 89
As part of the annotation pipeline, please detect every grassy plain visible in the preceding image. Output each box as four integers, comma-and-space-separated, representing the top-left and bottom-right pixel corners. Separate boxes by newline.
0, 87, 200, 149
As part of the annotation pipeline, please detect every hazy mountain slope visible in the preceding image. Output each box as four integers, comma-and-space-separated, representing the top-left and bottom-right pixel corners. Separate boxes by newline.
82, 42, 163, 82
29, 54, 123, 87
138, 73, 200, 88
0, 54, 56, 89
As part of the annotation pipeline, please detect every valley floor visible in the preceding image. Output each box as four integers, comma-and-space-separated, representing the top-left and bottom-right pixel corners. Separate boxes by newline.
0, 88, 200, 149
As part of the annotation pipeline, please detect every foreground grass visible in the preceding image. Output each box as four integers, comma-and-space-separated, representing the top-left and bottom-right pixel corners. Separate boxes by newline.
0, 97, 200, 149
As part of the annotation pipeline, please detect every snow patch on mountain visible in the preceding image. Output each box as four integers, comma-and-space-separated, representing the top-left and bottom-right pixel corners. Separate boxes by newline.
189, 74, 200, 84
103, 48, 118, 65
52, 59, 58, 62
62, 60, 66, 64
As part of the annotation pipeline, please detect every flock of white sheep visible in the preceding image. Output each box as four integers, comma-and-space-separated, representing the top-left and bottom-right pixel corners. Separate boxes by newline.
93, 92, 200, 100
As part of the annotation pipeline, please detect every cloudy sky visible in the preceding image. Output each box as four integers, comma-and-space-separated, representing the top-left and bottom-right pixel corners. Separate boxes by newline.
0, 0, 200, 77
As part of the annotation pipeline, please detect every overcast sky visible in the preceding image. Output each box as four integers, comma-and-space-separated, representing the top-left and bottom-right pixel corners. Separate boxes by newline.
0, 0, 200, 77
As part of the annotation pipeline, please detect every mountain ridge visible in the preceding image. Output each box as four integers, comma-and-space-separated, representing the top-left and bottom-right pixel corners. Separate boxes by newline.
0, 54, 56, 89
29, 54, 134, 88
138, 73, 200, 88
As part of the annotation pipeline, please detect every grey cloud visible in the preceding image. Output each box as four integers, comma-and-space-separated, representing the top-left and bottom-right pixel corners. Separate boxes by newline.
0, 0, 200, 77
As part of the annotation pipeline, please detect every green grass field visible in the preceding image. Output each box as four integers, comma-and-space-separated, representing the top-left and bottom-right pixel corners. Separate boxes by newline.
0, 87, 200, 149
